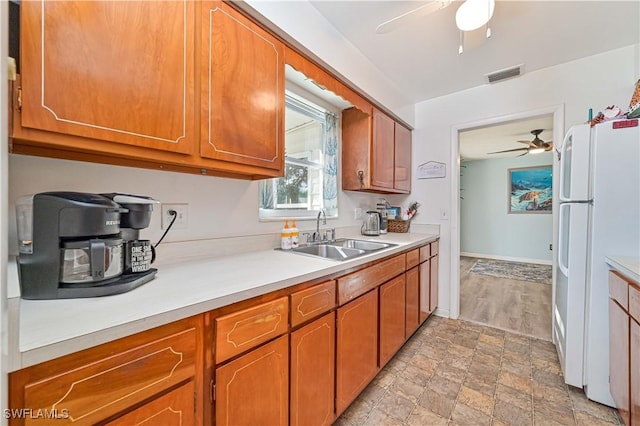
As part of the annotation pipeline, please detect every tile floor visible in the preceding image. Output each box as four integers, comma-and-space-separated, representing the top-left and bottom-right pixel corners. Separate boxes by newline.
335, 316, 621, 426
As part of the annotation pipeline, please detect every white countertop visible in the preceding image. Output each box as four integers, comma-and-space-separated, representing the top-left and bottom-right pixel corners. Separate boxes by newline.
8, 231, 437, 370
606, 256, 640, 284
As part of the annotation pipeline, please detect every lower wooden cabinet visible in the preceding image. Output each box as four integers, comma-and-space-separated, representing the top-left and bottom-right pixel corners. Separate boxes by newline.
8, 316, 203, 426
405, 267, 420, 339
430, 253, 439, 313
336, 289, 379, 415
610, 298, 630, 425
290, 312, 336, 426
215, 335, 289, 426
419, 258, 431, 323
380, 275, 406, 367
632, 319, 640, 425
106, 382, 195, 426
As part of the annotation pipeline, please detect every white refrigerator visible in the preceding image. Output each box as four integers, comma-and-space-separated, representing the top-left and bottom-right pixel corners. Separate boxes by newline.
554, 118, 640, 406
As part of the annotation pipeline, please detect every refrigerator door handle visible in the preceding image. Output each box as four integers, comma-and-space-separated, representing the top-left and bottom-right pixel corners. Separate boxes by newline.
558, 129, 573, 202
558, 202, 570, 277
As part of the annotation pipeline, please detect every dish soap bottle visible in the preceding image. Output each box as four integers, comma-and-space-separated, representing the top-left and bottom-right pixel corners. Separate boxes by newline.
281, 220, 292, 250
290, 219, 299, 248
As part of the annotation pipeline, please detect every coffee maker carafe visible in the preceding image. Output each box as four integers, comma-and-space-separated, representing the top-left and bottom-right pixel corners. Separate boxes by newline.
16, 192, 158, 300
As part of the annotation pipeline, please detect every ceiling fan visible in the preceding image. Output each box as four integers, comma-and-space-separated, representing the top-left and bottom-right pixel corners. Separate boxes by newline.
375, 1, 452, 34
488, 129, 554, 157
375, 0, 495, 53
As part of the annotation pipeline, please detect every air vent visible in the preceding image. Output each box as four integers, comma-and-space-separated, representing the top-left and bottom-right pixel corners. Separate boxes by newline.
486, 64, 523, 84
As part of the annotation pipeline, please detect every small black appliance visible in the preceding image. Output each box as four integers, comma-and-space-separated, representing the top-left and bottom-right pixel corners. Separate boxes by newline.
16, 191, 158, 300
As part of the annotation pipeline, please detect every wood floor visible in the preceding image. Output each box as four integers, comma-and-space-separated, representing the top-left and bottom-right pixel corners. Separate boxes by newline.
459, 256, 552, 341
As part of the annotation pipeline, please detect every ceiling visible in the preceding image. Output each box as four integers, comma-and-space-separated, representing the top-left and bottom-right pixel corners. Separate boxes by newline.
310, 1, 639, 104
458, 115, 554, 160
308, 1, 637, 160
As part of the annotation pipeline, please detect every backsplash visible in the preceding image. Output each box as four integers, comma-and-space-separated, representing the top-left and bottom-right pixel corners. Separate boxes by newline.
7, 154, 417, 256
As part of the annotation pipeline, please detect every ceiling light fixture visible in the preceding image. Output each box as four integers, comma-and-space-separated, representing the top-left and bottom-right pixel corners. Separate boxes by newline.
456, 0, 495, 31
456, 0, 495, 54
529, 147, 546, 155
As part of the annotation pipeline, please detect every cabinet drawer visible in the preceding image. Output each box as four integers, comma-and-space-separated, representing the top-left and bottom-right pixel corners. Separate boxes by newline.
610, 271, 629, 310
291, 281, 336, 327
215, 297, 288, 363
17, 321, 198, 425
406, 249, 420, 269
337, 254, 405, 305
419, 244, 430, 263
630, 283, 640, 323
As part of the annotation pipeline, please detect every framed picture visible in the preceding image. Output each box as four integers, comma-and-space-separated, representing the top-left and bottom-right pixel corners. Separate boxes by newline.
508, 165, 552, 213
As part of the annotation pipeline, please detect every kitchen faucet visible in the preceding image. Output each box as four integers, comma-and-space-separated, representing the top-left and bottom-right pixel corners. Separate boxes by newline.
316, 209, 326, 241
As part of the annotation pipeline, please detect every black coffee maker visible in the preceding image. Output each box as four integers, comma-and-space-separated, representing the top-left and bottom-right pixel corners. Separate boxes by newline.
17, 192, 158, 300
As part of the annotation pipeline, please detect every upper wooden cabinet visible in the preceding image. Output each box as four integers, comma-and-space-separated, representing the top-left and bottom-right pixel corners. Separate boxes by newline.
342, 107, 412, 194
200, 1, 284, 171
13, 0, 284, 179
394, 123, 412, 192
371, 109, 395, 189
19, 0, 196, 154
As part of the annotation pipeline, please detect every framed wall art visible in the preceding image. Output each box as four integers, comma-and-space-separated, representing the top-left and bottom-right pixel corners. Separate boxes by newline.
508, 165, 552, 213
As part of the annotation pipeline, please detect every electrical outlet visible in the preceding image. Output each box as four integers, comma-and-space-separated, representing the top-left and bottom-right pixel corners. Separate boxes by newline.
162, 203, 188, 230
549, 244, 553, 251
440, 208, 448, 220
354, 207, 362, 220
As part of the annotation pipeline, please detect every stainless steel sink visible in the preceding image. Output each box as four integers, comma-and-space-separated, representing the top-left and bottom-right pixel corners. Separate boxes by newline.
329, 239, 396, 251
291, 244, 366, 261
288, 238, 397, 261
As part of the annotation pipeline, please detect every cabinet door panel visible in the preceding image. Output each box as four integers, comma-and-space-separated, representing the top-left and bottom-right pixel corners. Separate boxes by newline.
405, 267, 420, 339
419, 259, 431, 323
371, 109, 394, 189
609, 299, 630, 425
106, 382, 195, 426
336, 290, 378, 415
631, 319, 640, 426
201, 1, 284, 171
290, 312, 335, 426
21, 1, 195, 153
430, 254, 439, 313
380, 275, 406, 367
394, 124, 411, 192
216, 336, 288, 426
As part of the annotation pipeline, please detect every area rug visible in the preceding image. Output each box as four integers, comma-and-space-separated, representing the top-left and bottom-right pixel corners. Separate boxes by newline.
469, 258, 552, 284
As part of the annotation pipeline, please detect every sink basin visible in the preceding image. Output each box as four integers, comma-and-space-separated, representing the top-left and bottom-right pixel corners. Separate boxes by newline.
291, 244, 366, 261
329, 239, 396, 251
288, 239, 397, 261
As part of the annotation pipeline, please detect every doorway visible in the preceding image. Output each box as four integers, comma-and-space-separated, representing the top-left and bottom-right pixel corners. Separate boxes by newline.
450, 105, 564, 339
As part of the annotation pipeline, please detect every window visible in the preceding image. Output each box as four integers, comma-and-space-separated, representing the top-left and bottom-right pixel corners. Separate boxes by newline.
259, 91, 339, 220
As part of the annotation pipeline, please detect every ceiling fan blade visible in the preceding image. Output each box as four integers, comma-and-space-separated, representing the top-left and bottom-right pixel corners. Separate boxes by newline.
488, 147, 529, 154
516, 140, 532, 145
375, 0, 452, 34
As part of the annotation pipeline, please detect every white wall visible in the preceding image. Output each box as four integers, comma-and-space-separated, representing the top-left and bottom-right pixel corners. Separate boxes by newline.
7, 154, 388, 256
460, 152, 553, 263
414, 44, 639, 318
